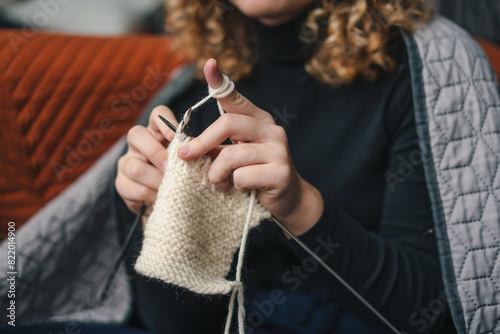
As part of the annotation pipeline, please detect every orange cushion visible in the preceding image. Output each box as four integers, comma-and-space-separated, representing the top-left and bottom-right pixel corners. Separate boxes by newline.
475, 38, 500, 79
0, 30, 187, 236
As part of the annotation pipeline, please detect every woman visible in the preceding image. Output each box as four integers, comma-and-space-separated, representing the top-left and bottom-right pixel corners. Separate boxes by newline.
115, 0, 455, 333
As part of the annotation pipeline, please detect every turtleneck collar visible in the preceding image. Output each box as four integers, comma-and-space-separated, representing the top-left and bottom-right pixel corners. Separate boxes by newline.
249, 9, 312, 64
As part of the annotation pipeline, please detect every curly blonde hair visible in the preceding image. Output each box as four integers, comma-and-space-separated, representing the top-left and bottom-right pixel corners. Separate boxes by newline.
165, 0, 431, 85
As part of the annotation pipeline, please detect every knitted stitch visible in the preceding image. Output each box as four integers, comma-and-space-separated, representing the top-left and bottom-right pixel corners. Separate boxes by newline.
135, 75, 271, 333
134, 133, 270, 294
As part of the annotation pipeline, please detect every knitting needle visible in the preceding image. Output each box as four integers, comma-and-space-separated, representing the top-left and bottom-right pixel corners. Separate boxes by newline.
157, 114, 400, 334
158, 114, 207, 160
99, 204, 147, 304
158, 114, 178, 133
270, 216, 401, 334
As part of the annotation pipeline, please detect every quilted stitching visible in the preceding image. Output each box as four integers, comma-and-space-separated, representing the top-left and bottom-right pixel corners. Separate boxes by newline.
0, 140, 132, 324
0, 66, 198, 325
413, 17, 500, 333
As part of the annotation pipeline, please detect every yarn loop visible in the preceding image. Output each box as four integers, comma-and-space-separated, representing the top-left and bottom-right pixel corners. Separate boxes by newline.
178, 74, 234, 134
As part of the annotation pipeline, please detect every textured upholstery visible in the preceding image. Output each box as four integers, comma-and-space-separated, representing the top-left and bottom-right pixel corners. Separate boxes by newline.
0, 30, 186, 235
407, 18, 500, 333
0, 67, 197, 326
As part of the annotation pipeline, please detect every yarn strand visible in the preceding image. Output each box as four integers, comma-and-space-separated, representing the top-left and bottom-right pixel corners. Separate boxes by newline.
178, 74, 234, 134
224, 189, 257, 334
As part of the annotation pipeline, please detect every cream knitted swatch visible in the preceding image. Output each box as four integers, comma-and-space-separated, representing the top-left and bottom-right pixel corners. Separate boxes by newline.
134, 75, 271, 333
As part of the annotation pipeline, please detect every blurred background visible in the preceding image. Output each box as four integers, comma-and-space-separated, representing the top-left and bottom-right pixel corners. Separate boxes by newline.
0, 0, 167, 35
0, 0, 499, 43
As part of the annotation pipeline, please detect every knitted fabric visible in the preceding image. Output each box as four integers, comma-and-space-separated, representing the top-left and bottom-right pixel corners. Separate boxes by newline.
134, 133, 270, 294
134, 75, 271, 333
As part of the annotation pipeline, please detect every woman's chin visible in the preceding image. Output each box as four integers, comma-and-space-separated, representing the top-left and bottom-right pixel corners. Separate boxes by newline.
229, 0, 313, 25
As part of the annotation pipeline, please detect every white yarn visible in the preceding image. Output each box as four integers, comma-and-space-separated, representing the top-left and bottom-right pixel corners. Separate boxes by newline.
224, 189, 256, 334
178, 74, 235, 133
135, 74, 268, 334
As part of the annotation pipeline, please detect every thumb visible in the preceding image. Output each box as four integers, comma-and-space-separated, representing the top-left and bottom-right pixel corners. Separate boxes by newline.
204, 58, 273, 123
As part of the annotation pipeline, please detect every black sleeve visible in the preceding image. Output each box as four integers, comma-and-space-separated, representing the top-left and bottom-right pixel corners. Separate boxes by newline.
112, 183, 230, 334
285, 95, 450, 334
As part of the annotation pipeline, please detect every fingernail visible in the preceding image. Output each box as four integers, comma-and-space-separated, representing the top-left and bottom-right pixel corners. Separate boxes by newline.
161, 160, 168, 172
178, 145, 189, 157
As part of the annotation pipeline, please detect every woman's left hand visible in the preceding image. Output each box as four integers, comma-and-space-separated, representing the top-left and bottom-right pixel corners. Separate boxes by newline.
177, 59, 324, 235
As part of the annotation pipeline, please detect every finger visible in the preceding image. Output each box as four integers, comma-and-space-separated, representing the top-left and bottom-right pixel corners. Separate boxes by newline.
120, 156, 164, 190
204, 58, 274, 124
232, 163, 290, 193
127, 125, 169, 172
125, 199, 145, 215
206, 144, 226, 161
178, 113, 275, 160
148, 105, 179, 144
115, 173, 158, 210
208, 143, 270, 185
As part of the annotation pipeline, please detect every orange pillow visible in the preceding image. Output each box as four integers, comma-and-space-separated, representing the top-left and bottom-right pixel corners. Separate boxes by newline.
0, 30, 187, 236
475, 37, 500, 79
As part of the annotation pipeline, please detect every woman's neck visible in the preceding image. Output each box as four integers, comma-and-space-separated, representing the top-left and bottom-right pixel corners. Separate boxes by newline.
250, 10, 312, 64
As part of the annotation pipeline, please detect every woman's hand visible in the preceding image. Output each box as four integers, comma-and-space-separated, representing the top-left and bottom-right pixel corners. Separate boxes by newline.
178, 59, 324, 235
115, 106, 178, 220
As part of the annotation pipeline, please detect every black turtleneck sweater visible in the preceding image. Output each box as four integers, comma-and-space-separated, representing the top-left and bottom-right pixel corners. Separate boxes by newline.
122, 14, 453, 334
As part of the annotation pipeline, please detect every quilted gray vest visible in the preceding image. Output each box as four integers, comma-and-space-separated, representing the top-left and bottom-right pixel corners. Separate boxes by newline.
0, 16, 498, 334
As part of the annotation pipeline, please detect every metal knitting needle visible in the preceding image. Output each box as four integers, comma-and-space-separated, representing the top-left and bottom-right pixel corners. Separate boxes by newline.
270, 216, 400, 334
158, 114, 207, 160
156, 115, 400, 333
99, 203, 146, 304
158, 114, 178, 133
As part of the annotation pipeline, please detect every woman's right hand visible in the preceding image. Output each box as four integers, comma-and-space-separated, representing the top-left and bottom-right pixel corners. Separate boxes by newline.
115, 106, 178, 217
